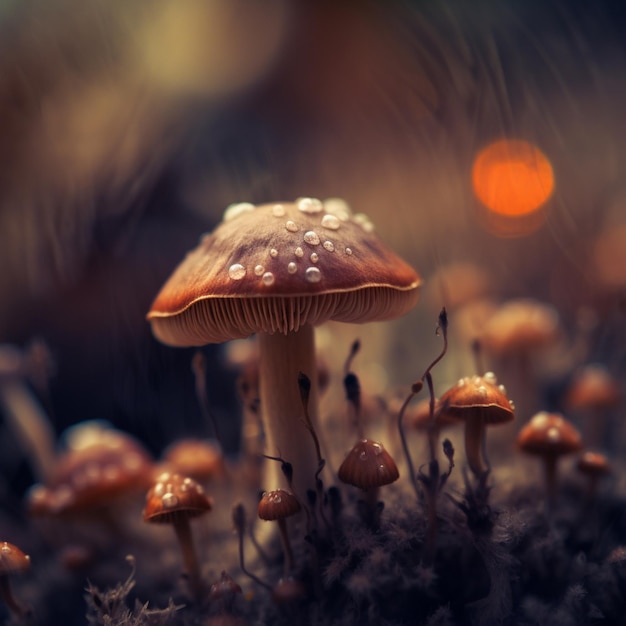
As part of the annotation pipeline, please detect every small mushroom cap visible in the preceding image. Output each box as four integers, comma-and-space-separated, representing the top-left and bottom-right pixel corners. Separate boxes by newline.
147, 199, 421, 346
438, 372, 515, 425
162, 438, 224, 482
481, 298, 559, 355
271, 576, 307, 605
338, 438, 399, 490
208, 570, 242, 602
0, 542, 31, 574
576, 451, 612, 477
143, 472, 212, 524
401, 397, 458, 432
517, 412, 582, 457
257, 489, 301, 521
565, 364, 621, 412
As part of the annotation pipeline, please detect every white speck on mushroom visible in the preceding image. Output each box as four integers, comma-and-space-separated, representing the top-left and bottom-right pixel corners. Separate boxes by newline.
310, 253, 319, 263
162, 493, 179, 508
262, 272, 275, 286
285, 220, 298, 232
359, 450, 367, 460
321, 214, 341, 230
323, 241, 335, 252
477, 385, 488, 397
254, 265, 265, 276
272, 204, 286, 217
305, 267, 321, 283
304, 231, 321, 246
532, 412, 549, 428
484, 372, 497, 384
223, 202, 255, 222
457, 378, 466, 387
287, 262, 297, 274
228, 264, 246, 280
547, 427, 561, 442
270, 249, 278, 258
345, 247, 353, 255
295, 247, 304, 258
296, 197, 323, 213
323, 198, 352, 220
498, 384, 507, 394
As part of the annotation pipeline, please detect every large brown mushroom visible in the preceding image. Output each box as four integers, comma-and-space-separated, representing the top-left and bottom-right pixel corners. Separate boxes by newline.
147, 198, 420, 496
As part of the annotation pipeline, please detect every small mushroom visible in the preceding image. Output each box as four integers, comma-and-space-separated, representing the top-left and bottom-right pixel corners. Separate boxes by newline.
517, 412, 582, 506
161, 438, 224, 483
143, 472, 213, 597
338, 438, 399, 523
438, 372, 514, 481
0, 542, 31, 618
147, 198, 420, 497
257, 489, 301, 575
576, 451, 612, 500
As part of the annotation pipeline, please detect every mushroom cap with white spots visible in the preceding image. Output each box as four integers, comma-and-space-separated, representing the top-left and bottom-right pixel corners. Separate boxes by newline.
257, 489, 301, 521
0, 542, 31, 574
438, 372, 515, 425
143, 472, 213, 524
337, 438, 399, 490
517, 412, 582, 457
147, 199, 421, 345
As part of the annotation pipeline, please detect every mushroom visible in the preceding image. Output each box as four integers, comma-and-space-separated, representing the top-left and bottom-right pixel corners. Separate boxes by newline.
438, 372, 515, 481
576, 451, 612, 500
147, 198, 420, 496
143, 471, 213, 597
0, 542, 31, 618
257, 489, 301, 574
338, 438, 399, 524
517, 412, 582, 506
161, 438, 225, 484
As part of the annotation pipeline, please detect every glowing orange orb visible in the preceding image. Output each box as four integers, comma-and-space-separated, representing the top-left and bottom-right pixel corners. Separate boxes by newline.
472, 139, 554, 216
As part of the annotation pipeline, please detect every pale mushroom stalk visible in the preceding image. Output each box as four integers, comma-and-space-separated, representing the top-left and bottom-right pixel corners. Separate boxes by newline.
258, 325, 320, 497
172, 518, 202, 595
464, 411, 489, 480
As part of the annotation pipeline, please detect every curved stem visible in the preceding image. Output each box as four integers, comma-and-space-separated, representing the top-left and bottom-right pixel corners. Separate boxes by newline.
464, 415, 488, 480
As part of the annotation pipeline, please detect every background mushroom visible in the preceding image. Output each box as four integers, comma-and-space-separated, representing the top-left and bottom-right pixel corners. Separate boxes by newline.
147, 198, 420, 497
0, 541, 31, 619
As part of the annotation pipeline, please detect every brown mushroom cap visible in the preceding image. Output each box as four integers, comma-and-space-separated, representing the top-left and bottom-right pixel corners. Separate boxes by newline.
438, 372, 515, 425
162, 438, 224, 482
143, 472, 212, 524
257, 489, 301, 521
338, 438, 399, 490
576, 451, 612, 477
147, 198, 421, 345
0, 542, 30, 575
565, 364, 621, 412
517, 412, 582, 457
481, 298, 559, 355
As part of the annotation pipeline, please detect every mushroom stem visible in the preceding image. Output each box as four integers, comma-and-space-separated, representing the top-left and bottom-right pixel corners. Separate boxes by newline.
0, 575, 26, 617
464, 414, 489, 480
276, 518, 294, 575
172, 518, 202, 597
258, 325, 320, 497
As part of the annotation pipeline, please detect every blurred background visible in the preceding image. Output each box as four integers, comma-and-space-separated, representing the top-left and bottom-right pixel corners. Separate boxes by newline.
1, 0, 625, 497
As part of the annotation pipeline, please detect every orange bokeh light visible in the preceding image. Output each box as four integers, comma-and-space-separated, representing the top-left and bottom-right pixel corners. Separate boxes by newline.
472, 139, 554, 217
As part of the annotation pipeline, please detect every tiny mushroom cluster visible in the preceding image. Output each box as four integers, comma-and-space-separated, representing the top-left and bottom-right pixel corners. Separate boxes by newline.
147, 198, 420, 497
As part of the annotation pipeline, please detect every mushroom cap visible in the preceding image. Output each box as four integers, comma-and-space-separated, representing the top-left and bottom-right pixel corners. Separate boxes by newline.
338, 438, 399, 490
401, 397, 458, 432
143, 472, 212, 524
517, 412, 582, 457
27, 429, 154, 517
481, 298, 560, 355
0, 542, 30, 574
162, 438, 224, 482
257, 489, 301, 521
147, 198, 421, 345
565, 364, 621, 412
438, 372, 515, 425
576, 451, 612, 477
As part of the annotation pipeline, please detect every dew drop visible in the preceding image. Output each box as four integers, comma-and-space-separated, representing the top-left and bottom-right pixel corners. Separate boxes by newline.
359, 451, 367, 461
295, 247, 304, 258
1, 544, 10, 554
457, 378, 466, 387
297, 197, 323, 213
287, 262, 297, 274
323, 240, 335, 252
310, 253, 319, 263
262, 272, 275, 286
547, 427, 561, 442
305, 267, 322, 283
483, 372, 497, 384
345, 247, 353, 255
498, 384, 507, 395
274, 495, 282, 504
477, 385, 488, 396
372, 443, 382, 455
304, 231, 321, 246
254, 265, 265, 276
270, 249, 278, 258
162, 493, 179, 509
228, 264, 246, 280
285, 220, 298, 232
532, 412, 549, 427
353, 213, 375, 232
272, 204, 286, 217
378, 464, 386, 472
321, 214, 341, 230
223, 202, 255, 222
323, 198, 352, 220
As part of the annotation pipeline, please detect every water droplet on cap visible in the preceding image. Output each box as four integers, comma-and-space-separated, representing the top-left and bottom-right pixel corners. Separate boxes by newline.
321, 214, 341, 230
310, 253, 319, 263
323, 241, 335, 252
345, 247, 353, 255
484, 372, 497, 384
270, 249, 278, 258
323, 198, 352, 220
272, 204, 285, 217
295, 247, 304, 258
223, 202, 255, 222
287, 262, 297, 274
297, 197, 323, 213
304, 231, 321, 246
228, 264, 246, 280
255, 265, 265, 276
262, 272, 275, 286
285, 221, 298, 232
305, 267, 321, 283
162, 493, 179, 509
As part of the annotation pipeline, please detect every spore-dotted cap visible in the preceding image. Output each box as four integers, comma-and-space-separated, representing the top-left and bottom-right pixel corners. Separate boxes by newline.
143, 472, 212, 524
438, 372, 515, 425
338, 438, 399, 490
147, 198, 421, 345
257, 489, 301, 521
517, 412, 582, 457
